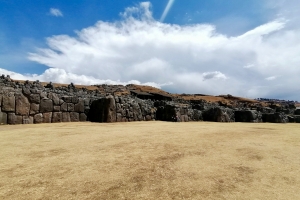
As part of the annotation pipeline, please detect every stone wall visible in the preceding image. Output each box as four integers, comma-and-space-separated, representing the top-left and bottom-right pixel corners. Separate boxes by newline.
0, 75, 299, 125
0, 77, 157, 125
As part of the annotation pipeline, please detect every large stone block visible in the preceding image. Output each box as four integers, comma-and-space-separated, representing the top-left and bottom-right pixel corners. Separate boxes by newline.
72, 97, 79, 104
2, 95, 15, 112
75, 100, 85, 113
52, 112, 62, 123
202, 107, 233, 122
53, 106, 60, 112
87, 96, 125, 122
48, 93, 60, 105
8, 113, 22, 124
235, 110, 262, 122
294, 108, 300, 115
79, 113, 87, 121
34, 113, 43, 123
40, 98, 53, 113
62, 112, 71, 122
84, 98, 90, 106
293, 115, 300, 123
43, 112, 52, 123
61, 102, 68, 111
116, 113, 122, 122
30, 103, 40, 115
0, 111, 7, 124
67, 103, 74, 112
29, 94, 40, 104
262, 113, 288, 123
23, 116, 33, 124
16, 94, 30, 115
22, 87, 31, 96
62, 96, 72, 103
70, 112, 79, 122
106, 95, 116, 122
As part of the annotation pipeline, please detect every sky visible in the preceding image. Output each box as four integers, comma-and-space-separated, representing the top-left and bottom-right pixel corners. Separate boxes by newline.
0, 0, 299, 100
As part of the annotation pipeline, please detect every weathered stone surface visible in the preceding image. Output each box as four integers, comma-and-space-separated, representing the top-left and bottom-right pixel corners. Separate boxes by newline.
22, 87, 31, 96
62, 112, 71, 122
48, 93, 60, 105
29, 94, 40, 104
88, 96, 116, 123
34, 113, 43, 123
53, 106, 60, 112
61, 102, 68, 112
7, 113, 14, 124
288, 115, 295, 123
23, 116, 33, 124
30, 103, 39, 115
2, 95, 15, 112
145, 115, 152, 121
106, 95, 116, 122
202, 107, 233, 122
191, 110, 202, 121
79, 113, 87, 121
235, 110, 262, 122
116, 113, 122, 122
84, 98, 90, 106
294, 108, 300, 115
0, 95, 2, 107
40, 98, 53, 113
15, 94, 30, 115
52, 112, 62, 123
40, 92, 47, 99
180, 115, 189, 122
70, 112, 79, 122
8, 113, 22, 124
72, 97, 79, 104
294, 115, 300, 123
62, 96, 72, 103
67, 103, 74, 112
262, 112, 288, 123
59, 99, 64, 105
43, 112, 52, 123
155, 104, 176, 121
75, 100, 84, 112
0, 111, 7, 124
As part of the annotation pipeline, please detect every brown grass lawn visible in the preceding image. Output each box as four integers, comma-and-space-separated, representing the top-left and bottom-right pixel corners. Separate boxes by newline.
0, 122, 300, 200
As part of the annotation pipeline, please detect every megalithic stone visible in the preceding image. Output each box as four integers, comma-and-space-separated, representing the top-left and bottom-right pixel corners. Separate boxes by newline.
2, 95, 15, 112
15, 94, 30, 115
106, 95, 116, 122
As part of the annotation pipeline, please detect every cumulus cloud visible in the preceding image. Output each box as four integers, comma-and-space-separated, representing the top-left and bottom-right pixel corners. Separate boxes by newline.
49, 8, 63, 17
0, 68, 165, 88
7, 1, 298, 100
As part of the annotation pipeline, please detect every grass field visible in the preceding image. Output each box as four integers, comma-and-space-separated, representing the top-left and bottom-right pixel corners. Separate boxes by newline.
0, 122, 299, 200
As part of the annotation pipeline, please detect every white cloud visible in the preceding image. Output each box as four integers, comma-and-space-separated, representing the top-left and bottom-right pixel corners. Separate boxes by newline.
11, 1, 298, 100
0, 68, 166, 88
243, 64, 254, 69
265, 76, 277, 81
202, 71, 227, 80
50, 8, 63, 17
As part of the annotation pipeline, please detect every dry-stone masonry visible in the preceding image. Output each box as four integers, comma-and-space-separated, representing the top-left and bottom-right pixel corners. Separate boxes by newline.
0, 75, 299, 125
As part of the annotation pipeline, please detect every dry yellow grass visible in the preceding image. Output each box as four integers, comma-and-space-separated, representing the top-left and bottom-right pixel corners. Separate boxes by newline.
0, 122, 300, 200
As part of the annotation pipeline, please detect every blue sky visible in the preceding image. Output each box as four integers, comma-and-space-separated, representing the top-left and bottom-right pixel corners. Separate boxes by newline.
0, 0, 299, 100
